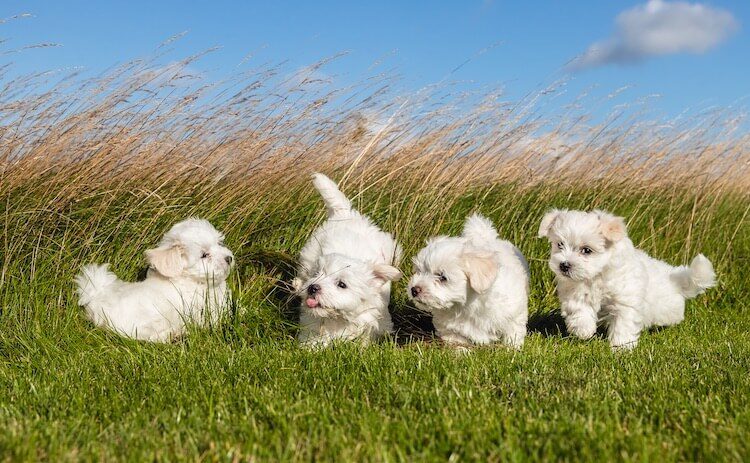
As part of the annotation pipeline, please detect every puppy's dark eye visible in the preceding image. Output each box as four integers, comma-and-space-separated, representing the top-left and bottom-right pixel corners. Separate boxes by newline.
337, 281, 347, 289
201, 252, 210, 259
580, 246, 593, 255
437, 272, 448, 283
557, 242, 564, 250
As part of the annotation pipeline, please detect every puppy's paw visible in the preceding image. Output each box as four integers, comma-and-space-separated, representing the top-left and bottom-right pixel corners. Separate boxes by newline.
299, 338, 327, 350
451, 345, 473, 355
291, 277, 303, 292
503, 326, 526, 350
565, 317, 597, 340
609, 325, 640, 352
506, 340, 524, 350
440, 333, 474, 353
610, 339, 638, 352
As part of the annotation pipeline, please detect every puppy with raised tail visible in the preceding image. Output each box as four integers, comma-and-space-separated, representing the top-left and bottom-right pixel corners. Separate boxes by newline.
538, 209, 716, 351
294, 173, 402, 347
407, 214, 529, 348
75, 218, 234, 342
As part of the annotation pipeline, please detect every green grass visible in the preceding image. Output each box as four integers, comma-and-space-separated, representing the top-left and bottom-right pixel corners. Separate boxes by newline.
2, 182, 748, 461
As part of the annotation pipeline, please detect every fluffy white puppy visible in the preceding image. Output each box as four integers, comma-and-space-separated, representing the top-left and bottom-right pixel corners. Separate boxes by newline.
538, 209, 716, 351
407, 214, 529, 348
75, 218, 234, 342
293, 173, 402, 347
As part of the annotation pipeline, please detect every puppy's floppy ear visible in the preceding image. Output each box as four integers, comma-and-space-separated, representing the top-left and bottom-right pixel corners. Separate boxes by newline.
372, 264, 402, 284
145, 243, 185, 278
461, 249, 498, 293
595, 210, 627, 243
538, 209, 563, 238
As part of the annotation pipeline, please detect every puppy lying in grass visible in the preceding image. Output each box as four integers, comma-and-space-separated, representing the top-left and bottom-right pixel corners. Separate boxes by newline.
538, 209, 716, 351
407, 214, 529, 349
293, 173, 402, 347
75, 218, 234, 342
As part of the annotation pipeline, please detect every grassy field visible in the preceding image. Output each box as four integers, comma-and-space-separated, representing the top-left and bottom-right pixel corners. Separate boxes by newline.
1, 57, 749, 461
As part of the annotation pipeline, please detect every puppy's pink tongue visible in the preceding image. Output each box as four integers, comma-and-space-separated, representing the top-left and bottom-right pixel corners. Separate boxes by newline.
306, 298, 319, 308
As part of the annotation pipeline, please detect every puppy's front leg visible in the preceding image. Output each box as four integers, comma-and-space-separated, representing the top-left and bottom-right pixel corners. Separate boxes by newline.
560, 297, 598, 340
606, 304, 643, 351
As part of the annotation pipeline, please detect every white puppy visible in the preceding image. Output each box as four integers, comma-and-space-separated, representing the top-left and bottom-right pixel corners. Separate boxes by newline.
538, 209, 716, 351
293, 173, 402, 347
407, 214, 529, 348
75, 218, 234, 342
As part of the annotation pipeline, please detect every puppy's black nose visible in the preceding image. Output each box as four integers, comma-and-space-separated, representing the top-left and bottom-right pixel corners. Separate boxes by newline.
225, 255, 233, 265
410, 286, 422, 298
559, 262, 571, 273
307, 284, 321, 296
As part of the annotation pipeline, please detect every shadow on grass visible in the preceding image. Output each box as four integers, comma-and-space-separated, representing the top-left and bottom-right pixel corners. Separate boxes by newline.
527, 311, 567, 337
529, 311, 620, 341
136, 266, 150, 281
391, 302, 436, 345
240, 248, 301, 324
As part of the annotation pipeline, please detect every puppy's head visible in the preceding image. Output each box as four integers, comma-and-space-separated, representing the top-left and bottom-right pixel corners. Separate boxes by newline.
297, 253, 401, 319
145, 218, 234, 284
407, 236, 498, 312
538, 209, 626, 281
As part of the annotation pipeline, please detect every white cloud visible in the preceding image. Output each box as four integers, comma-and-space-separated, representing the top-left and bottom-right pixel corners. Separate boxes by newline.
571, 0, 739, 70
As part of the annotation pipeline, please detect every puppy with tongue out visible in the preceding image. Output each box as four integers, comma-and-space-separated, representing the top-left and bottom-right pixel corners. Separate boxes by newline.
293, 174, 402, 348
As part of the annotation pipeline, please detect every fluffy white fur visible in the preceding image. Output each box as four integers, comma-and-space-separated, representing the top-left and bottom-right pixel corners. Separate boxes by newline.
293, 173, 402, 347
75, 218, 234, 342
407, 214, 529, 348
539, 209, 716, 351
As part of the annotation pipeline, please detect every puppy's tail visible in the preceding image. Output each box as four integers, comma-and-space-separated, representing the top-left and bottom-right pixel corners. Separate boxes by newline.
670, 254, 716, 298
312, 173, 351, 218
462, 213, 499, 243
75, 264, 118, 306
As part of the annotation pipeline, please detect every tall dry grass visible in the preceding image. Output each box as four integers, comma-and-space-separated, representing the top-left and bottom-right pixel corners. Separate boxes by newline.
1, 54, 748, 321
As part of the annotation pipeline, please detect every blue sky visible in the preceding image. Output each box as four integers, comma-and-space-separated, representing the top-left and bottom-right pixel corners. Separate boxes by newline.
1, 1, 748, 117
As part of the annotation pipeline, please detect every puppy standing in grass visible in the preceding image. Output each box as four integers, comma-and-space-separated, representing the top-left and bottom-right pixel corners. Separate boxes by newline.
407, 214, 529, 348
293, 173, 402, 347
75, 218, 234, 342
538, 209, 716, 351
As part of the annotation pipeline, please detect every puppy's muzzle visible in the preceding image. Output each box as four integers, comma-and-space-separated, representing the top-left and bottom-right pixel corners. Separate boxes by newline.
410, 286, 422, 298
307, 284, 321, 296
559, 261, 571, 274
225, 256, 233, 265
